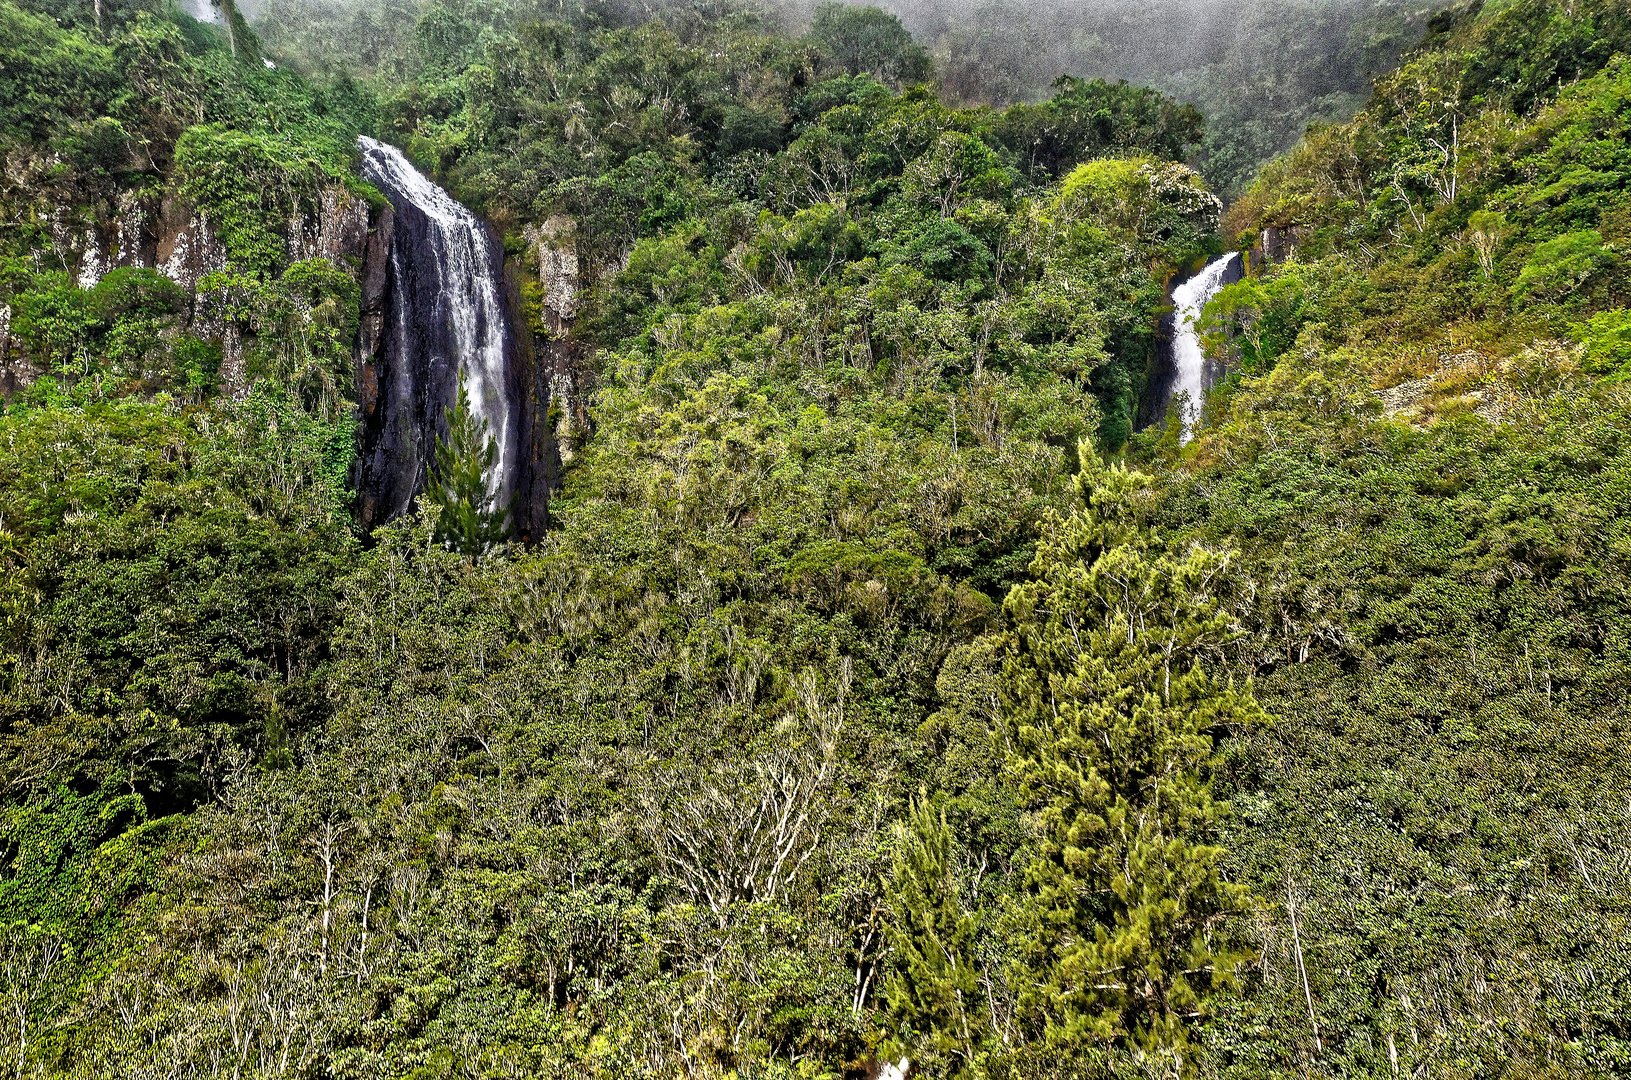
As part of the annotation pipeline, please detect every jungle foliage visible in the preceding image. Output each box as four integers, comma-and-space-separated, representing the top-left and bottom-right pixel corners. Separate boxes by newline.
1165, 0, 1631, 1074
885, 0, 1456, 197
5, 0, 1631, 1077
247, 0, 1448, 196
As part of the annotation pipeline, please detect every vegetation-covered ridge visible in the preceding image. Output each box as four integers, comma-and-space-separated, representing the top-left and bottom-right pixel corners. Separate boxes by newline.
5, 0, 1631, 1076
2, 0, 1238, 1076
248, 0, 1459, 198
818, 0, 1456, 196
1166, 0, 1631, 1074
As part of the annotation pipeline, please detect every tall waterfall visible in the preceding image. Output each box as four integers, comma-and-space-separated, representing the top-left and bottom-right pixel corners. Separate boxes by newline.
355, 137, 518, 521
1167, 252, 1240, 443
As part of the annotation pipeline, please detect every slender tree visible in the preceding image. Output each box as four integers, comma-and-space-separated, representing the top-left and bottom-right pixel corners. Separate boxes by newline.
424, 386, 508, 557
882, 793, 983, 1074
1002, 448, 1261, 1075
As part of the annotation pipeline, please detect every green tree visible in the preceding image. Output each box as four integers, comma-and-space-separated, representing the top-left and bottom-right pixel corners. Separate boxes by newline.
425, 385, 508, 556
1513, 229, 1615, 308
1002, 450, 1260, 1074
1576, 308, 1631, 377
808, 3, 932, 89
881, 792, 983, 1074
988, 77, 1203, 181
1198, 271, 1308, 376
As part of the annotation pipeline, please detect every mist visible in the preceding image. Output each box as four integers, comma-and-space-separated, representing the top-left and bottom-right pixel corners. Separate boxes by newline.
235, 0, 1453, 192
781, 0, 1454, 190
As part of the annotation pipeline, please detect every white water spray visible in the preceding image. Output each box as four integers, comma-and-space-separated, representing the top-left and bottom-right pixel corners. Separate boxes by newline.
358, 137, 515, 507
1169, 252, 1239, 443
181, 0, 226, 25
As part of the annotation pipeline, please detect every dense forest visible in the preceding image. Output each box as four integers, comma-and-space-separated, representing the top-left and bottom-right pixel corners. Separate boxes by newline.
244, 0, 1451, 195
3, 0, 1631, 1077
786, 0, 1454, 195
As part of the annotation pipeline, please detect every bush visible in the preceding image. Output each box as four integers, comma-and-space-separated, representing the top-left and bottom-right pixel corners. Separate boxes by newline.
1575, 308, 1631, 377
1514, 230, 1616, 308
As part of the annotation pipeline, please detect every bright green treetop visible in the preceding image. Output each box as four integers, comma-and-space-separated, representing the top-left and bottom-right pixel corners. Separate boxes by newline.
1002, 449, 1263, 1074
425, 385, 508, 556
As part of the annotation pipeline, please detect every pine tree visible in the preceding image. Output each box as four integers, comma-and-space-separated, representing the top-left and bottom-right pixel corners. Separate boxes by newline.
424, 386, 508, 556
882, 793, 983, 1074
1002, 446, 1262, 1075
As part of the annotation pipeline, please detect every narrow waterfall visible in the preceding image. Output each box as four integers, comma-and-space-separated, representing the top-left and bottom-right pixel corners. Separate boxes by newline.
1166, 252, 1241, 442
355, 137, 519, 524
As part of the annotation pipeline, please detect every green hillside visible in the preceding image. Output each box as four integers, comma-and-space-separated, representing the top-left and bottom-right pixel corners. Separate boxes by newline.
2, 0, 1631, 1077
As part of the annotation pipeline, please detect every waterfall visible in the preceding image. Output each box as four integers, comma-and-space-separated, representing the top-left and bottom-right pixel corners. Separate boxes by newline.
181, 0, 225, 26
355, 137, 517, 520
1167, 252, 1240, 443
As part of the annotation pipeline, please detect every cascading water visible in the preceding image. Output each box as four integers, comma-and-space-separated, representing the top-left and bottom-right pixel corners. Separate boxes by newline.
182, 0, 225, 26
355, 137, 518, 522
1166, 252, 1241, 443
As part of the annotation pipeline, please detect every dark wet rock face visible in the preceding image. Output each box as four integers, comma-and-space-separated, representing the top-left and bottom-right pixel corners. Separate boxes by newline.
353, 137, 550, 536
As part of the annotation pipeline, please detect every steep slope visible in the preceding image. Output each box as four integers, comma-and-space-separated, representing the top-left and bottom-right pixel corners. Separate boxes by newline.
0, 4, 1232, 1076
9, 0, 1631, 1076
0, 0, 375, 400
1142, 0, 1631, 1074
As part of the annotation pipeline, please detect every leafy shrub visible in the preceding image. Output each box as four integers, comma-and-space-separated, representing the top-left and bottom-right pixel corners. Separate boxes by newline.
1513, 229, 1616, 308
1575, 308, 1631, 377
173, 125, 326, 277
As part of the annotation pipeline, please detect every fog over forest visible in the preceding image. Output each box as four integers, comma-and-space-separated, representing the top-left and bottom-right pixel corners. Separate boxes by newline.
797, 0, 1453, 189
238, 0, 1453, 191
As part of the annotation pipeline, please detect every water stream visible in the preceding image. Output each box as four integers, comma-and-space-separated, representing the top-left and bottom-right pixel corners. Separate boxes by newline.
356, 137, 517, 516
1167, 252, 1240, 443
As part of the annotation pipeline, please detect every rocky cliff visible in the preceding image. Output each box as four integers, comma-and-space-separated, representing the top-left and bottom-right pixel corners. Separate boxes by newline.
1, 183, 371, 398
